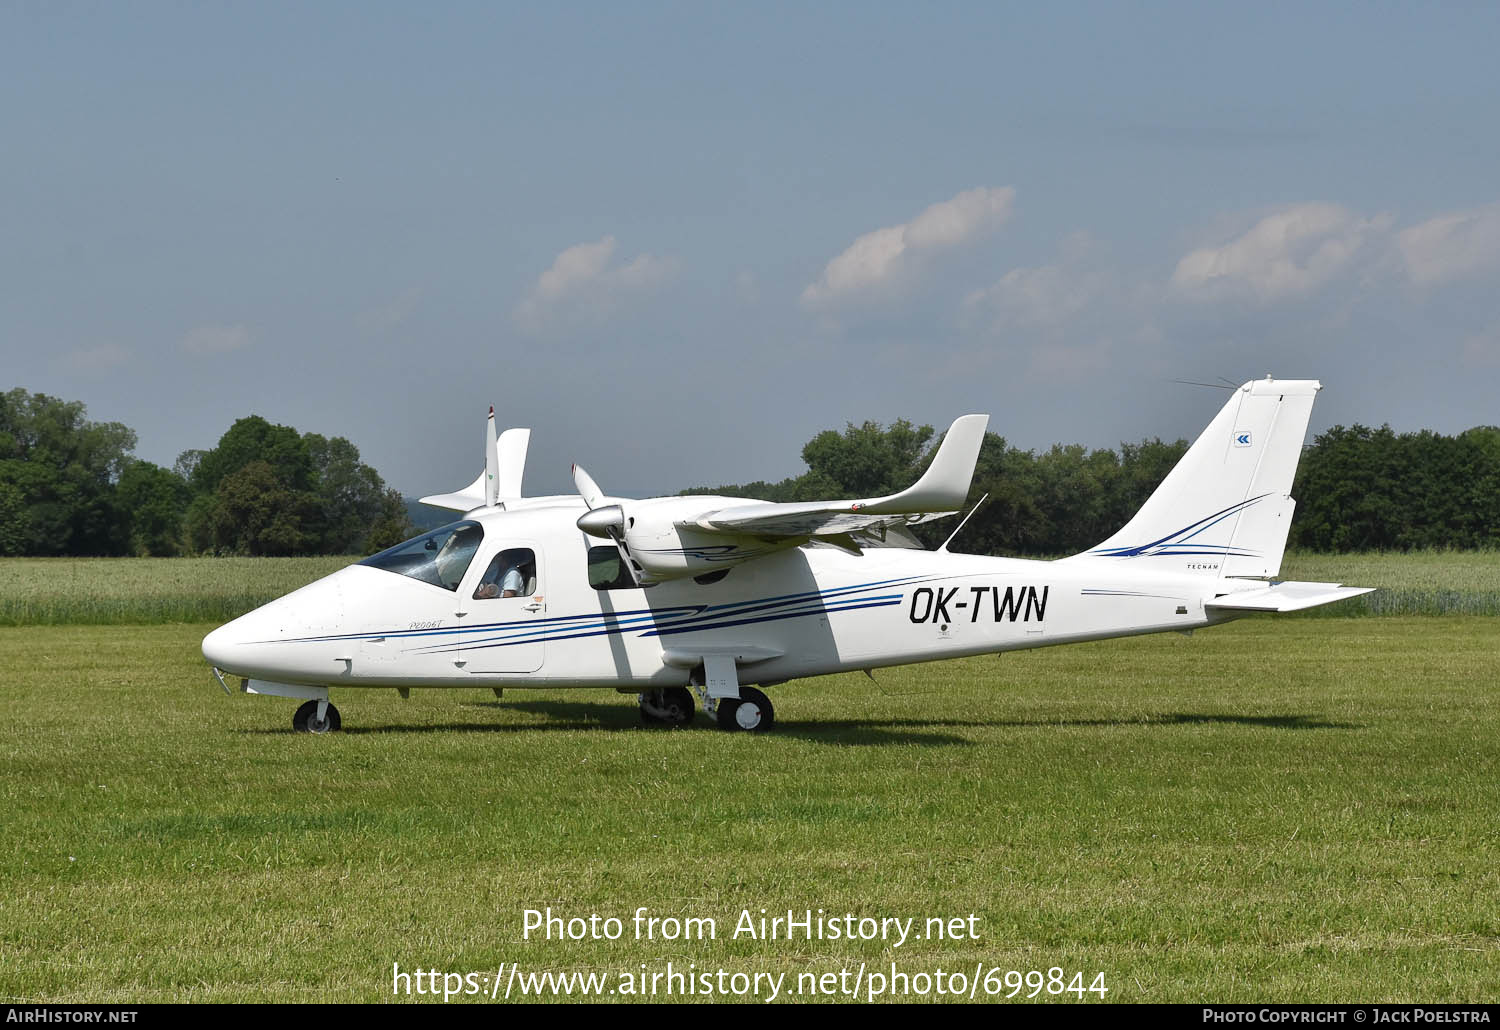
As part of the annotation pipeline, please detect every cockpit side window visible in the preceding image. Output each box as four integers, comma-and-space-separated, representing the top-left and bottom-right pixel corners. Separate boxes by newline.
359, 521, 484, 591
587, 545, 636, 590
473, 548, 537, 600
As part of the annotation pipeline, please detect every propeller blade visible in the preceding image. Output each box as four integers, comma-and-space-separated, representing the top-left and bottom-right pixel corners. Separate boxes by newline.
484, 407, 499, 508
572, 463, 605, 510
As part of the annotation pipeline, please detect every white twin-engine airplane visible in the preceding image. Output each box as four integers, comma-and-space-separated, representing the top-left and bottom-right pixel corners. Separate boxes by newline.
203, 377, 1373, 734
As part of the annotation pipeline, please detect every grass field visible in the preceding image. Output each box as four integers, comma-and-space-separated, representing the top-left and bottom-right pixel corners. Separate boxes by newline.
4, 550, 1499, 626
2, 617, 1497, 1002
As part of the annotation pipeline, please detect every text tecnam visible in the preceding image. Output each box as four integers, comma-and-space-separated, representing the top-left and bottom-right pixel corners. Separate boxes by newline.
908, 585, 1048, 625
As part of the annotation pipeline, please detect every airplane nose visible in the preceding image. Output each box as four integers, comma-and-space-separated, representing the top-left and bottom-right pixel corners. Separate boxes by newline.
201, 572, 349, 678
202, 617, 248, 670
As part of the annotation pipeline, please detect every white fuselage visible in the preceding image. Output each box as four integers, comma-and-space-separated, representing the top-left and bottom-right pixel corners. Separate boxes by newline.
201, 499, 1241, 693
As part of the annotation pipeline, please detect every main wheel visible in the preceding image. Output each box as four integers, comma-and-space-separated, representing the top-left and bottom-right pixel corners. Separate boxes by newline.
640, 687, 695, 726
715, 688, 774, 732
293, 700, 341, 734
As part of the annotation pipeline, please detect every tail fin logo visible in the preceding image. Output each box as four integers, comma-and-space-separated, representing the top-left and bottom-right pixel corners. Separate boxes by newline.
1234, 431, 1252, 447
1090, 493, 1270, 559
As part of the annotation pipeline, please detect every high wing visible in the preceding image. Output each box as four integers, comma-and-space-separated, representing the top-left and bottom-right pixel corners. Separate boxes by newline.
682, 414, 989, 539
568, 413, 990, 583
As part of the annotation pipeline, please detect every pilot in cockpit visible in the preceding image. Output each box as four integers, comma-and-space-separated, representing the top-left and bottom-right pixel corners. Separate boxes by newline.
474, 552, 530, 600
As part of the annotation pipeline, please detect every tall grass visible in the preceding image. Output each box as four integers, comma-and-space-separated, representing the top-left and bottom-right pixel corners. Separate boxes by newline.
1281, 550, 1500, 616
0, 556, 349, 626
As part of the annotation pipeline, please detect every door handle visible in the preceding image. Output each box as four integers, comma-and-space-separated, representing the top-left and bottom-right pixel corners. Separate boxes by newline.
523, 602, 543, 613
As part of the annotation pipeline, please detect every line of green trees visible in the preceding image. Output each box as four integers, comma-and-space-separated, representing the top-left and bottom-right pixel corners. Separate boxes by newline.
688, 418, 1500, 555
4, 387, 1495, 558
0, 388, 410, 557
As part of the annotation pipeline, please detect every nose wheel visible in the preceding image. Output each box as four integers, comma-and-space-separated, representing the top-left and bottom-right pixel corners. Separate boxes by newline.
293, 699, 341, 734
715, 687, 774, 732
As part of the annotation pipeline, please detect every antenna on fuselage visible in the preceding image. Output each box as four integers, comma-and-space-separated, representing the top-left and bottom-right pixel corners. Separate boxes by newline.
937, 493, 988, 553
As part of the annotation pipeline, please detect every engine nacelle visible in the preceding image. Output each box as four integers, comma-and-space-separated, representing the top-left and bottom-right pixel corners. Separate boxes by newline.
577, 498, 800, 584
622, 522, 799, 583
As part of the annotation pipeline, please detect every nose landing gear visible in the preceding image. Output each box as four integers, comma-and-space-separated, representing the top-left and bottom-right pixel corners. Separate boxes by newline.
293, 699, 342, 734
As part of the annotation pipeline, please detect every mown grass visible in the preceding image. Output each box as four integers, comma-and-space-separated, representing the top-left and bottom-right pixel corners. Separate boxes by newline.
1, 618, 1496, 1003
3, 551, 1499, 626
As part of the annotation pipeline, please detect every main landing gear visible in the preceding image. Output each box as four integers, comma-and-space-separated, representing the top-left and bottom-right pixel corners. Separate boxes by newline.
639, 687, 696, 727
713, 687, 775, 733
637, 682, 777, 732
293, 699, 342, 734
695, 653, 776, 733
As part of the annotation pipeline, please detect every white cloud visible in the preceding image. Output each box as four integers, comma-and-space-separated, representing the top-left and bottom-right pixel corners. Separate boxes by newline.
515, 236, 676, 331
1397, 202, 1500, 287
958, 234, 1153, 383
963, 233, 1104, 331
802, 186, 1015, 306
61, 343, 130, 373
181, 324, 252, 355
967, 264, 1085, 329
1170, 203, 1392, 303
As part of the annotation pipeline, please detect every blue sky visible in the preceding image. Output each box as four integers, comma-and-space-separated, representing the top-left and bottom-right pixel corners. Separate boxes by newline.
4, 2, 1498, 497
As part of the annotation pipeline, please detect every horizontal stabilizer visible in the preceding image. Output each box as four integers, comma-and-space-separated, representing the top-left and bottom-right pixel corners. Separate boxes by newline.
418, 471, 487, 513
419, 421, 533, 512
1206, 581, 1375, 613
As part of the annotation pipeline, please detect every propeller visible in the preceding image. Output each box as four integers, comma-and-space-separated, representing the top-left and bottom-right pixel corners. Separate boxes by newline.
484, 407, 499, 508
572, 463, 607, 511
571, 464, 642, 586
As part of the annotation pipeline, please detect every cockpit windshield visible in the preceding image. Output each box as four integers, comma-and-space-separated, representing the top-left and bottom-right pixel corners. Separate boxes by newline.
358, 521, 484, 591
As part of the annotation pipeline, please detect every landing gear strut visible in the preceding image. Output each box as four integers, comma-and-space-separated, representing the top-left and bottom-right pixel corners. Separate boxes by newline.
639, 687, 695, 726
715, 687, 774, 733
293, 699, 341, 734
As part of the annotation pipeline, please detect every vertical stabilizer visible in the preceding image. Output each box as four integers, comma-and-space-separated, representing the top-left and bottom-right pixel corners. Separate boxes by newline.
1069, 378, 1321, 578
497, 427, 530, 499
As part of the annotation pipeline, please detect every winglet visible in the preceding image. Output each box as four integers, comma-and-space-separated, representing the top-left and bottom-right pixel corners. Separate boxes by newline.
863, 414, 989, 514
